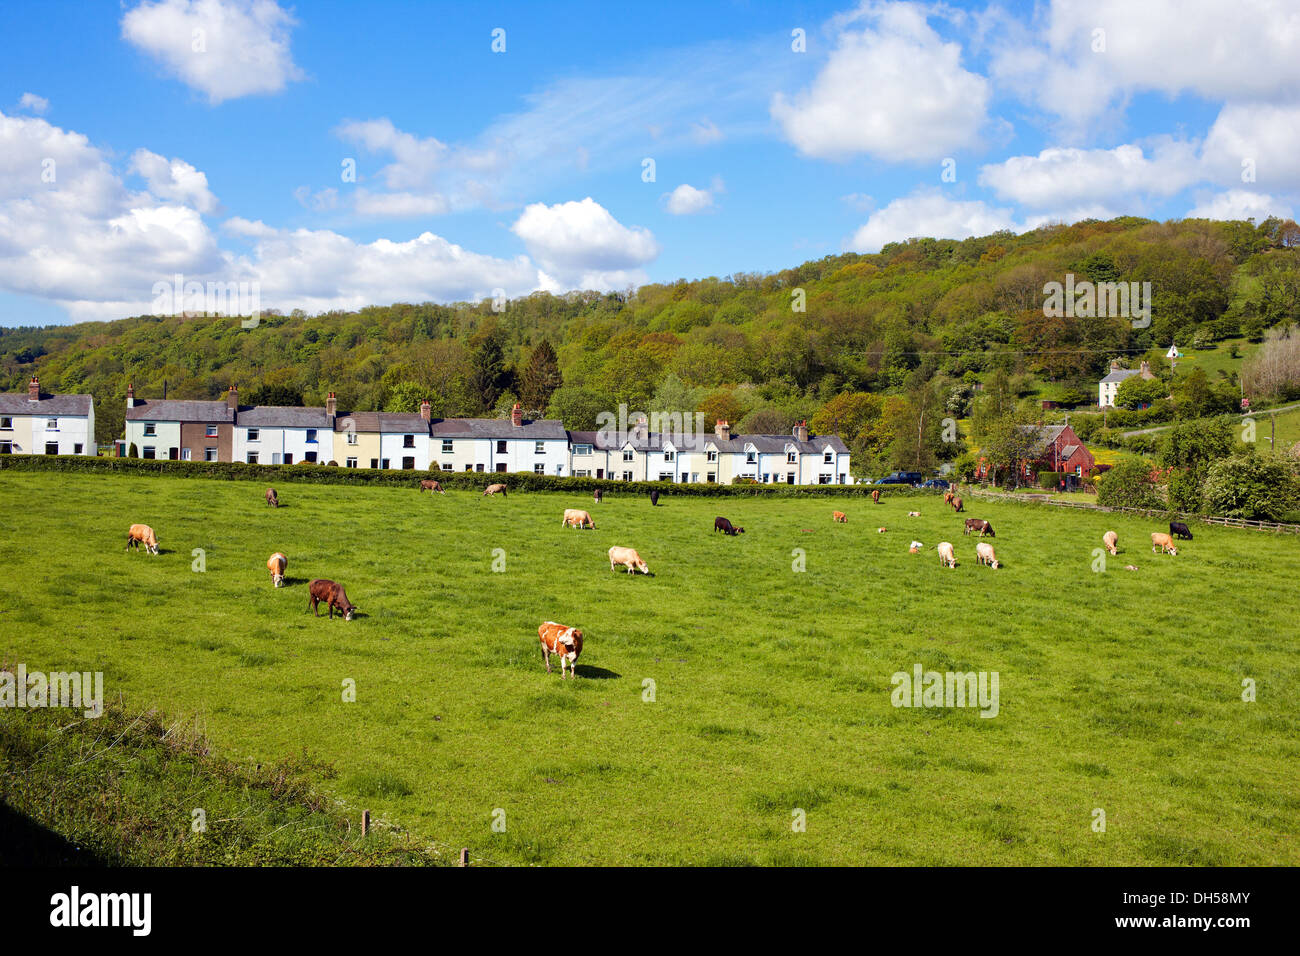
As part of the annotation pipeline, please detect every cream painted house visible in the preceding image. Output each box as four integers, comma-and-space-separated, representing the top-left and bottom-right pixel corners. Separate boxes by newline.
0, 377, 95, 456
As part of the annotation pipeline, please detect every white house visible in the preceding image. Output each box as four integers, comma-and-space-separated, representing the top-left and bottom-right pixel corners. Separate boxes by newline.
430, 405, 568, 475
0, 376, 95, 456
1098, 360, 1156, 408
233, 405, 333, 464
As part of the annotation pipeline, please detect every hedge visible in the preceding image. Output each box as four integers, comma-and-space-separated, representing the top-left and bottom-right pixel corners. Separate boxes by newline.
0, 454, 943, 499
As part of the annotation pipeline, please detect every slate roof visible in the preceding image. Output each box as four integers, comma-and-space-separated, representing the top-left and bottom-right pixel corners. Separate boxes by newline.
125, 399, 234, 423
565, 429, 848, 455
237, 405, 331, 428
1100, 368, 1141, 384
430, 418, 568, 440
0, 393, 93, 415
333, 412, 429, 434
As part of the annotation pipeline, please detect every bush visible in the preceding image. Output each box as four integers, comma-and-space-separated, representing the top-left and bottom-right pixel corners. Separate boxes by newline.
1123, 433, 1160, 456
1096, 457, 1162, 509
1201, 453, 1300, 521
1165, 468, 1204, 513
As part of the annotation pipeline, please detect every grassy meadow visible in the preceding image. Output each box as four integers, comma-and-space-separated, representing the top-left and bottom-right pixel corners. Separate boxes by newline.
1, 471, 1297, 866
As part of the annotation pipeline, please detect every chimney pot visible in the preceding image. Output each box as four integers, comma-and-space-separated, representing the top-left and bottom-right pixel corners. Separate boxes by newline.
27, 376, 39, 401
325, 391, 337, 418
126, 382, 135, 409
420, 399, 432, 422
715, 419, 730, 441
227, 384, 239, 410
793, 419, 809, 442
511, 402, 523, 427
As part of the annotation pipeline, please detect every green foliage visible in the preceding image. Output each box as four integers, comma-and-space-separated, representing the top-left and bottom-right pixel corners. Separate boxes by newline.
1159, 417, 1236, 473
1115, 375, 1167, 409
1096, 456, 1161, 509
383, 381, 426, 413
1166, 468, 1204, 513
1201, 452, 1300, 520
518, 339, 562, 412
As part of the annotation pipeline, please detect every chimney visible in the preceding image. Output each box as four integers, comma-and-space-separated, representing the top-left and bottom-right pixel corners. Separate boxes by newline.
633, 416, 648, 441
326, 391, 337, 418
793, 420, 809, 442
1139, 360, 1152, 377
716, 419, 730, 442
511, 402, 523, 427
420, 399, 432, 422
126, 382, 135, 409
1110, 359, 1121, 370
227, 384, 238, 410
27, 376, 39, 402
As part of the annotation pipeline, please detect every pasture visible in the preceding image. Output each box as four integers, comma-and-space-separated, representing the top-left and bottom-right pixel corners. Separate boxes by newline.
1, 472, 1297, 866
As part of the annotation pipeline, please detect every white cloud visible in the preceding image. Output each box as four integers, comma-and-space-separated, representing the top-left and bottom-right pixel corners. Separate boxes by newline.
129, 148, 219, 213
846, 192, 1019, 253
691, 119, 723, 145
771, 2, 990, 161
978, 142, 1200, 209
663, 183, 715, 215
121, 0, 303, 105
352, 189, 450, 219
1202, 102, 1300, 192
17, 93, 49, 114
511, 197, 659, 290
1187, 190, 1293, 222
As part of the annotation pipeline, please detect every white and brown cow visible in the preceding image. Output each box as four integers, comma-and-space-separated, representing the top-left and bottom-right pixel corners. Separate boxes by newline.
1151, 532, 1178, 555
937, 541, 957, 568
538, 621, 584, 678
562, 508, 595, 529
1102, 531, 1118, 556
975, 541, 1000, 569
608, 546, 650, 574
267, 552, 287, 587
126, 523, 159, 555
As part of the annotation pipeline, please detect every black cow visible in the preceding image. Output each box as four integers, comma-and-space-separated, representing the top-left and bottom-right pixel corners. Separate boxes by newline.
714, 516, 744, 536
649, 490, 660, 506
1169, 521, 1193, 541
963, 518, 994, 537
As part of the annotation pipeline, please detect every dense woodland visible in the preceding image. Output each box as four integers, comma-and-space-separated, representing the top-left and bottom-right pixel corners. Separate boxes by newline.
4, 216, 1300, 484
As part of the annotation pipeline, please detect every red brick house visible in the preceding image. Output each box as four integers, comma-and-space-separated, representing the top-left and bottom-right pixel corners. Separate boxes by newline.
976, 423, 1096, 484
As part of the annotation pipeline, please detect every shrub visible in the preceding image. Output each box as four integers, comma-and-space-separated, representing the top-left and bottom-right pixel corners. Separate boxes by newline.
1165, 468, 1204, 513
1201, 453, 1300, 521
1096, 457, 1162, 509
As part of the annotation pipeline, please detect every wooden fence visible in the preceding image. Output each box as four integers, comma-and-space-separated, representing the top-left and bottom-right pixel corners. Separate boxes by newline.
966, 488, 1300, 534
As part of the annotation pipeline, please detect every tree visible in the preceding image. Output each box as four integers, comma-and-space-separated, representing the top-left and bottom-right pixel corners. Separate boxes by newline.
246, 384, 304, 407
650, 373, 700, 418
1202, 453, 1299, 520
518, 339, 562, 413
977, 415, 1042, 489
383, 381, 425, 414
1115, 375, 1166, 409
1096, 457, 1162, 508
467, 329, 511, 413
810, 392, 883, 444
546, 386, 611, 431
1159, 417, 1235, 474
1242, 324, 1300, 401
697, 390, 746, 428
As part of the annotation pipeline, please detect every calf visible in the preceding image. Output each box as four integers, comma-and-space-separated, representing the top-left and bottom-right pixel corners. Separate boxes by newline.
1169, 521, 1193, 541
963, 518, 994, 537
267, 552, 287, 588
419, 478, 445, 494
1102, 531, 1118, 555
907, 511, 921, 517
871, 489, 881, 503
650, 490, 660, 506
562, 508, 595, 529
126, 523, 158, 555
832, 511, 848, 523
943, 491, 955, 506
951, 496, 964, 513
483, 483, 508, 497
714, 516, 744, 536
538, 621, 584, 678
265, 487, 279, 507
975, 541, 1000, 569
307, 579, 356, 620
608, 546, 650, 575
937, 541, 957, 568
593, 488, 603, 505
1151, 532, 1178, 555
909, 540, 923, 553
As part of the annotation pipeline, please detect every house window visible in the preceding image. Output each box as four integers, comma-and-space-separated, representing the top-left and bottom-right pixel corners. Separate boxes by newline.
247, 452, 259, 464
495, 440, 506, 454
818, 474, 832, 484
824, 451, 833, 464
0, 417, 12, 430
535, 441, 546, 455
45, 442, 58, 455
142, 446, 156, 459
181, 448, 191, 461
574, 443, 593, 456
623, 450, 635, 462
371, 459, 380, 469
534, 463, 545, 475
206, 425, 218, 437
403, 434, 415, 448
664, 451, 675, 462
658, 472, 673, 481
247, 429, 260, 442
0, 441, 11, 454
306, 429, 317, 443
787, 451, 797, 463
788, 472, 796, 484
46, 419, 58, 430
346, 457, 358, 468
476, 463, 485, 472
304, 451, 317, 463
465, 464, 474, 472
74, 443, 83, 455
1075, 465, 1082, 477
746, 451, 756, 464
442, 463, 452, 471
442, 439, 454, 454
347, 433, 358, 445
402, 456, 415, 470
381, 458, 391, 469
622, 471, 633, 481
574, 469, 590, 478
205, 448, 217, 461
144, 423, 157, 436
707, 472, 716, 483
496, 463, 506, 473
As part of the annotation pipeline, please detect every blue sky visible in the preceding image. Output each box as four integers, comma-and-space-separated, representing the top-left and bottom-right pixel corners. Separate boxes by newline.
1, 0, 1297, 326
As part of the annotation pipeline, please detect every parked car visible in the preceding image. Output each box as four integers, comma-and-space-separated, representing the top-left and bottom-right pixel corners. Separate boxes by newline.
874, 471, 924, 486
919, 478, 951, 490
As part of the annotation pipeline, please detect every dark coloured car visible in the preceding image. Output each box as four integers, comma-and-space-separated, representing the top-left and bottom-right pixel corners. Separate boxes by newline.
874, 471, 923, 486
920, 478, 951, 490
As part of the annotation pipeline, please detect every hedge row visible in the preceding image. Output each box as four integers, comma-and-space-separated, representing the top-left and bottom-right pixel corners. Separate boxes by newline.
0, 454, 943, 499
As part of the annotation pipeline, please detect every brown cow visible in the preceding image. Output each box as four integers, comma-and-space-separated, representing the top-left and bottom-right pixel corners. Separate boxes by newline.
265, 487, 279, 507
483, 483, 508, 497
126, 523, 159, 554
1151, 532, 1178, 555
951, 496, 964, 513
562, 508, 595, 529
307, 579, 356, 620
267, 552, 287, 587
963, 518, 994, 537
419, 478, 445, 494
608, 546, 650, 574
538, 621, 584, 678
871, 489, 881, 503
832, 511, 847, 523
593, 488, 603, 505
943, 491, 954, 506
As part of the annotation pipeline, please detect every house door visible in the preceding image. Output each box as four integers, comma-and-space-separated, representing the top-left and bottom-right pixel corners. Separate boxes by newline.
168, 447, 179, 460
596, 469, 604, 479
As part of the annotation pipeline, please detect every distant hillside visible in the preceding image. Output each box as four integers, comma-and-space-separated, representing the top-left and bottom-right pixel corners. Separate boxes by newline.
2, 216, 1297, 459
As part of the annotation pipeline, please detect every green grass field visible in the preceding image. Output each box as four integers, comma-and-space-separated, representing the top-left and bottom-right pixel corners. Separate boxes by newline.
1, 472, 1297, 866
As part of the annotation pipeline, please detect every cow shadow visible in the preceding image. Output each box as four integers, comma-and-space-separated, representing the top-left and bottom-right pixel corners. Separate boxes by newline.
0, 801, 107, 866
575, 664, 620, 679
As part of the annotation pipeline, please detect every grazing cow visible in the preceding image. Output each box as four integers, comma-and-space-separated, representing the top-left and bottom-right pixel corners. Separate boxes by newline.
483, 483, 508, 497
963, 518, 995, 537
1169, 521, 1194, 541
909, 540, 923, 553
267, 552, 287, 588
265, 487, 279, 508
951, 496, 964, 513
126, 524, 159, 555
832, 511, 848, 523
562, 508, 595, 529
307, 579, 356, 620
937, 541, 957, 568
1102, 531, 1118, 555
943, 491, 954, 506
975, 541, 1000, 569
593, 488, 603, 505
871, 489, 881, 503
714, 516, 745, 535
608, 546, 650, 575
419, 479, 445, 494
1151, 532, 1178, 555
650, 490, 660, 506
538, 621, 584, 678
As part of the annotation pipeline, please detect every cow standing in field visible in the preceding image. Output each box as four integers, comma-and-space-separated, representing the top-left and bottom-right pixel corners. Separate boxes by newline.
265, 487, 280, 507
975, 542, 1000, 569
1169, 521, 1194, 541
267, 552, 287, 587
562, 508, 595, 529
307, 579, 356, 620
483, 483, 508, 497
951, 496, 964, 513
871, 489, 881, 503
1102, 531, 1118, 555
650, 490, 660, 506
943, 491, 954, 506
832, 511, 848, 523
593, 488, 603, 505
714, 516, 744, 536
538, 621, 584, 678
937, 541, 957, 568
419, 479, 445, 494
608, 546, 650, 574
964, 518, 995, 537
1151, 533, 1178, 555
126, 524, 159, 555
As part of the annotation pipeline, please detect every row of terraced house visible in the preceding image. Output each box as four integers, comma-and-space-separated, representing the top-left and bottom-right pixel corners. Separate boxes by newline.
115, 385, 852, 484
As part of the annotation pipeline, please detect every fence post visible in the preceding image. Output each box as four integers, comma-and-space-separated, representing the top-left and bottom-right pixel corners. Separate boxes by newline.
460, 848, 470, 867
361, 809, 370, 837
